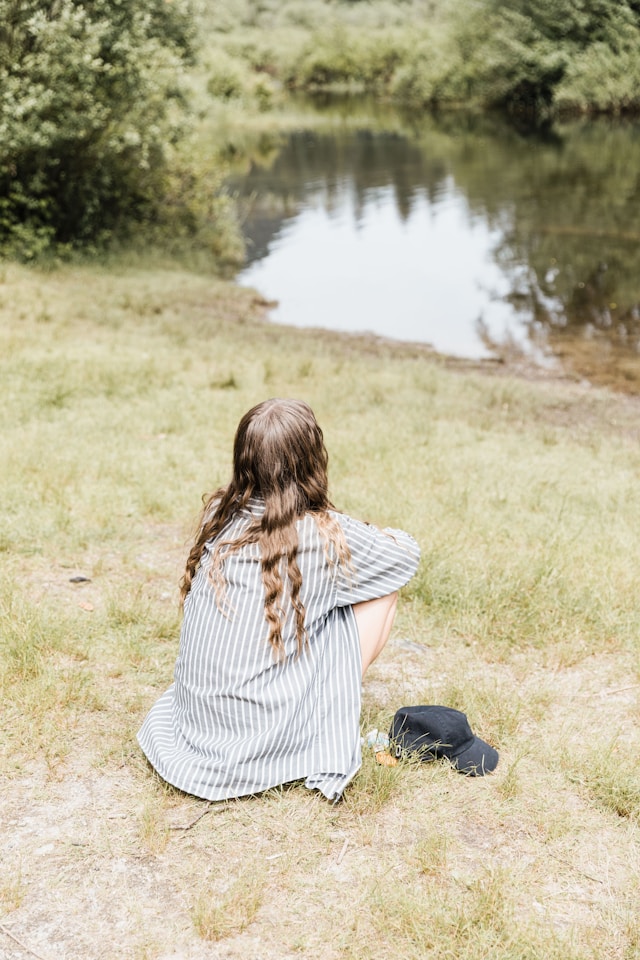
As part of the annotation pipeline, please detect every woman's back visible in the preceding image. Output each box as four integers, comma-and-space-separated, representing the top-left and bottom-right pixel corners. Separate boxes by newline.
139, 503, 419, 801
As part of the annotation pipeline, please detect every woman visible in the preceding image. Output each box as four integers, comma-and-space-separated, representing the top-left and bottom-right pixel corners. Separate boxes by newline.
138, 398, 420, 801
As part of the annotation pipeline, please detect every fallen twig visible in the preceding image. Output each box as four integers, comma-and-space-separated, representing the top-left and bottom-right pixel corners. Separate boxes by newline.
547, 853, 603, 885
0, 922, 53, 960
336, 838, 350, 865
576, 683, 640, 699
170, 802, 227, 831
602, 684, 640, 696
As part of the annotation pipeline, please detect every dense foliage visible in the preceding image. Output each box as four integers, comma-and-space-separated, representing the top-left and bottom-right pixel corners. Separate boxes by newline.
202, 0, 640, 116
0, 0, 196, 257
449, 0, 640, 113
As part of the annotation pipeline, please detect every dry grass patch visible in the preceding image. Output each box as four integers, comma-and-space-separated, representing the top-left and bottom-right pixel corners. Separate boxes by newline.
0, 869, 26, 914
343, 747, 406, 815
192, 870, 265, 941
566, 747, 640, 824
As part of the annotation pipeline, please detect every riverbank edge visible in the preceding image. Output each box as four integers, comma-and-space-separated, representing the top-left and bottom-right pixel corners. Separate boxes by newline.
231, 269, 640, 437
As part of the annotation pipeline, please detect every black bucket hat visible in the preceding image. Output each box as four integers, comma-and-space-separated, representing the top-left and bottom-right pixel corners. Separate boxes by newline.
389, 705, 499, 776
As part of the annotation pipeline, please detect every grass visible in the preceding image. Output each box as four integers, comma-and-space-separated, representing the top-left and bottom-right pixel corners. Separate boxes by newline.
192, 871, 265, 941
567, 748, 640, 824
1, 260, 640, 957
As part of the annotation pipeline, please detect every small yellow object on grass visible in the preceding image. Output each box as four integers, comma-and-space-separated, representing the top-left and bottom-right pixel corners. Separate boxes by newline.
375, 751, 398, 767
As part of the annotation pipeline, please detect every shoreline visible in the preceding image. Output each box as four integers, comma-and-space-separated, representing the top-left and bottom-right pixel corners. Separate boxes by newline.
249, 294, 640, 406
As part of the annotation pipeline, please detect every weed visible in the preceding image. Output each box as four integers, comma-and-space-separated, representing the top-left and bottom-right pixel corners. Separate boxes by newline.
498, 754, 526, 801
0, 866, 25, 913
569, 746, 640, 823
0, 586, 84, 682
411, 832, 448, 876
192, 872, 264, 941
343, 748, 403, 815
139, 798, 170, 855
623, 914, 640, 960
106, 589, 151, 630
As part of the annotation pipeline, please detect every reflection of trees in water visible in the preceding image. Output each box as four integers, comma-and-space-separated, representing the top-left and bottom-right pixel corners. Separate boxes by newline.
228, 127, 447, 262
505, 255, 640, 390
229, 106, 640, 385
518, 254, 640, 348
441, 118, 640, 383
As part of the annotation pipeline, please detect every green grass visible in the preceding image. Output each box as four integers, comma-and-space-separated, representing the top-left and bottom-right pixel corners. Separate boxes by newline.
1, 260, 640, 957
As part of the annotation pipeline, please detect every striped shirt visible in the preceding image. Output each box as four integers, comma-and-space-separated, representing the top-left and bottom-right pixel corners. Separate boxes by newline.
137, 501, 420, 801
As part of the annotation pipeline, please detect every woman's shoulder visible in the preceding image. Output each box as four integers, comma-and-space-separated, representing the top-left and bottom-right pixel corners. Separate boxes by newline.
331, 510, 420, 557
329, 510, 375, 538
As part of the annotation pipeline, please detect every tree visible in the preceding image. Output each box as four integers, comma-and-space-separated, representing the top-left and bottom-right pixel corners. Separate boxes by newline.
0, 0, 196, 257
452, 0, 640, 113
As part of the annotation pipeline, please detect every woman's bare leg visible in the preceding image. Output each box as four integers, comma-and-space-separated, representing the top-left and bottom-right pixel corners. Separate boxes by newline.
353, 591, 398, 678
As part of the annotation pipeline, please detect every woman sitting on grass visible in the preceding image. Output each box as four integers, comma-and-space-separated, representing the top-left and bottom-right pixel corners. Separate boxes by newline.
138, 398, 420, 802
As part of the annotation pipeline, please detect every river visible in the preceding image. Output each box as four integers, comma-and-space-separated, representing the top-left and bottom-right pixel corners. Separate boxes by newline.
228, 102, 640, 392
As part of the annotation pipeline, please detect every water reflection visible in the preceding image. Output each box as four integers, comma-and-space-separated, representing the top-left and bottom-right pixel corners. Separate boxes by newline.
229, 108, 640, 391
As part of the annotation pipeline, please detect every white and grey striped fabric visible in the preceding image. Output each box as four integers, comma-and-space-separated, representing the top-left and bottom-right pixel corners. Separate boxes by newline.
137, 500, 420, 802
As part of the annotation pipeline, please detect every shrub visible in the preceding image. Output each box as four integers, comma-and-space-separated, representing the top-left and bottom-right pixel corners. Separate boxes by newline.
0, 0, 197, 258
207, 53, 247, 99
286, 27, 409, 92
555, 31, 640, 113
448, 0, 640, 114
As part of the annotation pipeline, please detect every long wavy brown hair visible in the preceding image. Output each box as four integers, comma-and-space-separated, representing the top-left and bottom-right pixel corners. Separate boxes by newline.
180, 398, 350, 656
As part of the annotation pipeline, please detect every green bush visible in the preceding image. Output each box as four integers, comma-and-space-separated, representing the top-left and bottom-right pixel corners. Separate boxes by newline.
388, 33, 456, 107
464, 11, 568, 111
207, 53, 247, 99
286, 27, 410, 92
445, 0, 640, 114
555, 30, 640, 113
0, 0, 197, 258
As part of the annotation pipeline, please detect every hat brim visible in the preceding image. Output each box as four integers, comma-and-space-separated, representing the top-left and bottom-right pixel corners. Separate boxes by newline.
451, 737, 499, 776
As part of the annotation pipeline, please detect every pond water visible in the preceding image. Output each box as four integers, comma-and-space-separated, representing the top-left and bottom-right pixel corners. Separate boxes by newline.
229, 103, 640, 390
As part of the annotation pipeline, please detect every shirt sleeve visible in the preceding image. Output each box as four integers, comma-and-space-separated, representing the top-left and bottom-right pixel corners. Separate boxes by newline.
333, 513, 421, 606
